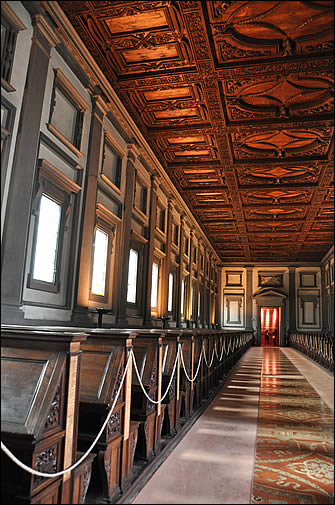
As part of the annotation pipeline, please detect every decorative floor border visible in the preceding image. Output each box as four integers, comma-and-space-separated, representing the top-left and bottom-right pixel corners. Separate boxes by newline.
251, 348, 334, 505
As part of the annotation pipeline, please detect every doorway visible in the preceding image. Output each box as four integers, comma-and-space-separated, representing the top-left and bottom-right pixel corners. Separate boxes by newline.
261, 307, 280, 347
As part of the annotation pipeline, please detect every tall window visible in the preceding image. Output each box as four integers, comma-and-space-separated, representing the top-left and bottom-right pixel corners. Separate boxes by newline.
151, 262, 159, 308
32, 194, 61, 284
168, 273, 174, 312
91, 228, 108, 296
127, 249, 138, 303
181, 279, 185, 316
198, 290, 201, 318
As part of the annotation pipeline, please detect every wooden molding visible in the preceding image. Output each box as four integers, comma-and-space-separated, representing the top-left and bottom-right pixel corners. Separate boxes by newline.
96, 202, 121, 225
47, 123, 84, 158
54, 68, 90, 111
1, 1, 27, 31
39, 159, 82, 194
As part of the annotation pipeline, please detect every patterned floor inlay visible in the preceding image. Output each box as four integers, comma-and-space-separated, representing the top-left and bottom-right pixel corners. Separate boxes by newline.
251, 348, 334, 504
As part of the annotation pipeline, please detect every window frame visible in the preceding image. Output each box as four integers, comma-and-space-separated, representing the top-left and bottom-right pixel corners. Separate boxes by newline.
28, 183, 67, 293
90, 221, 114, 304
1, 2, 26, 93
27, 159, 81, 294
127, 247, 139, 305
151, 261, 160, 310
47, 69, 89, 158
173, 222, 179, 246
134, 175, 149, 217
157, 205, 166, 234
168, 271, 175, 314
181, 277, 187, 320
1, 96, 16, 201
100, 131, 123, 193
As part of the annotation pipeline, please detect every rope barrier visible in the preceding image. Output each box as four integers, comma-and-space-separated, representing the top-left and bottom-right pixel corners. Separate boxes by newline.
180, 344, 203, 382
202, 342, 215, 368
2, 333, 250, 479
131, 346, 180, 404
1, 349, 132, 478
214, 341, 225, 362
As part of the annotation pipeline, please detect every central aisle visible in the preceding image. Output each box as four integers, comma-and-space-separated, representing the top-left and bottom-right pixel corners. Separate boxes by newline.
131, 347, 264, 504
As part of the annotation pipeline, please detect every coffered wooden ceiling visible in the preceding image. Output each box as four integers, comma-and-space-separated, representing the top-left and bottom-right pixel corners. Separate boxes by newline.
59, 0, 334, 263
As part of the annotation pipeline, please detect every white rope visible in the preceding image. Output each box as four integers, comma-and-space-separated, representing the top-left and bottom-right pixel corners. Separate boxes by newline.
214, 341, 225, 362
1, 350, 132, 478
180, 343, 203, 382
202, 343, 215, 368
131, 346, 180, 404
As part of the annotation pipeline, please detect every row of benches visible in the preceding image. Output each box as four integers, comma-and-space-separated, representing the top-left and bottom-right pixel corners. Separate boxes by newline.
1, 325, 254, 504
289, 332, 334, 372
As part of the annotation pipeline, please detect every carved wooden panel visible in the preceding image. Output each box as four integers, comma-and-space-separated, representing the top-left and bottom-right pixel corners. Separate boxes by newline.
232, 128, 333, 160
59, 0, 334, 262
207, 1, 334, 64
240, 188, 314, 206
236, 162, 323, 186
222, 74, 334, 122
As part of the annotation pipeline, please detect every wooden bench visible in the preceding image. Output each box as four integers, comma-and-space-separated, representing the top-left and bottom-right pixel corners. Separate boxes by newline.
128, 331, 165, 462
1, 326, 88, 504
76, 329, 137, 501
160, 330, 181, 437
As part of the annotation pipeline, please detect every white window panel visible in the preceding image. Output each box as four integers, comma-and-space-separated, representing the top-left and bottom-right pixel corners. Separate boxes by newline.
91, 228, 108, 296
32, 194, 61, 283
127, 249, 138, 303
151, 262, 159, 307
168, 272, 174, 312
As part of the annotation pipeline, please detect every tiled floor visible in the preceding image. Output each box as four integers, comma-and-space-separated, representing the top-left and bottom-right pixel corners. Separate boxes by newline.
130, 347, 334, 505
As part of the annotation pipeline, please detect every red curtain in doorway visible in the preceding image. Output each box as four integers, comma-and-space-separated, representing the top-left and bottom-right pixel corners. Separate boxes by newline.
261, 307, 279, 346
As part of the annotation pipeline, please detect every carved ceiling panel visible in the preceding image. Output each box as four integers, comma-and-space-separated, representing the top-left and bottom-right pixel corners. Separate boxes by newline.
240, 188, 314, 205
247, 221, 303, 233
244, 206, 308, 220
236, 163, 322, 186
207, 1, 333, 64
231, 128, 333, 160
60, 0, 334, 263
222, 74, 334, 122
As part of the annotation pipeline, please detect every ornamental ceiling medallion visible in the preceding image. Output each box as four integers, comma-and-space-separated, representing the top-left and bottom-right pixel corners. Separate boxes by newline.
59, 0, 334, 263
237, 165, 321, 185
